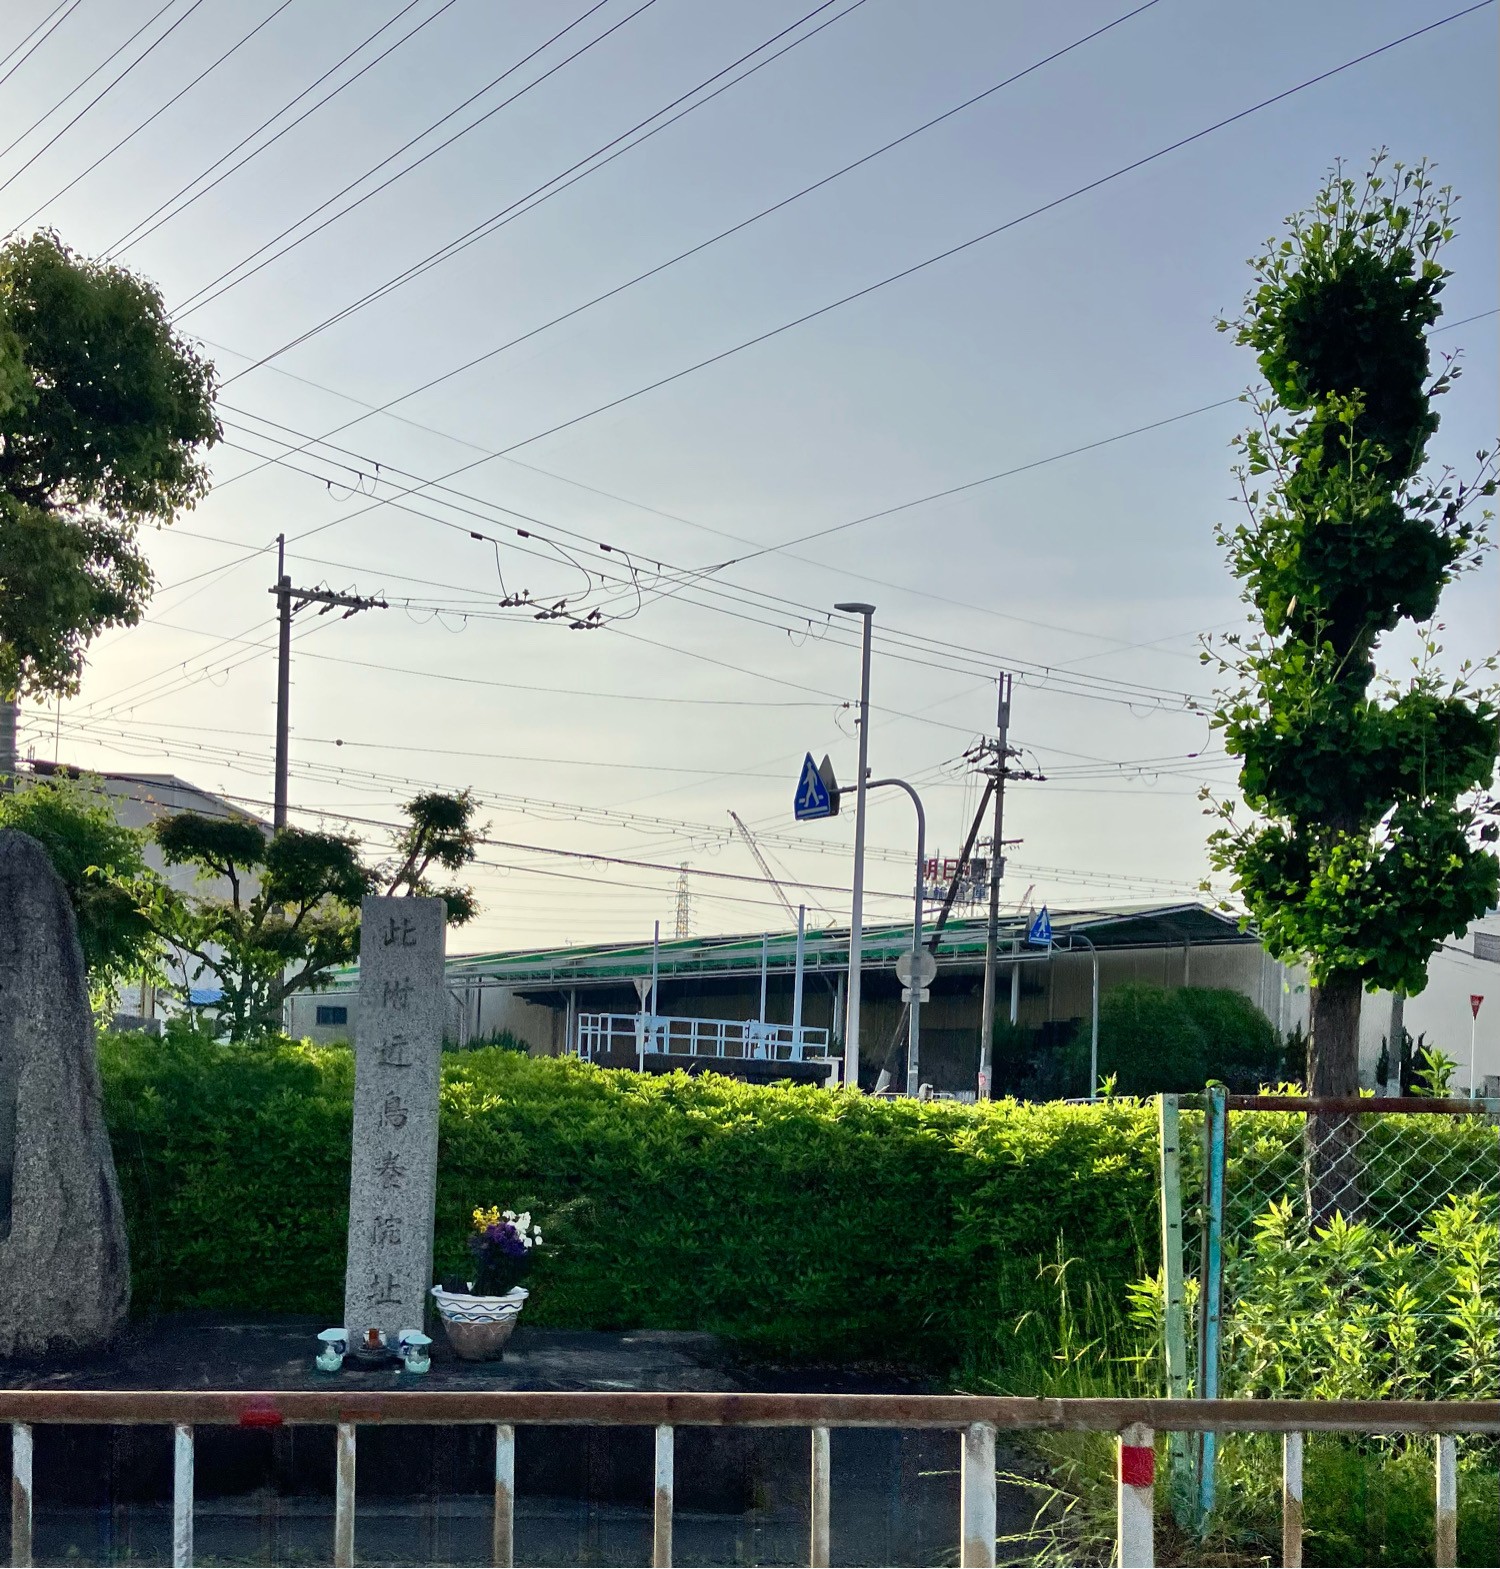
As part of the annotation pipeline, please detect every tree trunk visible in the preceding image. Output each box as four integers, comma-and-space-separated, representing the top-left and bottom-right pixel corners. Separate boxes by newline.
0, 697, 16, 793
1306, 970, 1364, 1224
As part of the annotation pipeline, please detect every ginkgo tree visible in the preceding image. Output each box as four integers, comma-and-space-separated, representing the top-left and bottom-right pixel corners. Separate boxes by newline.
1207, 153, 1498, 1130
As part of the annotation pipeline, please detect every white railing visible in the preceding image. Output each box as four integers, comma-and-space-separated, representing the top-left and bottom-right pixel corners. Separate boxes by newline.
575, 1012, 834, 1069
5, 1391, 1498, 1568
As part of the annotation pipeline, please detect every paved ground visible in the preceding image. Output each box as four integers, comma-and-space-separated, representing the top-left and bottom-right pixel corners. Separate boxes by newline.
0, 1315, 770, 1392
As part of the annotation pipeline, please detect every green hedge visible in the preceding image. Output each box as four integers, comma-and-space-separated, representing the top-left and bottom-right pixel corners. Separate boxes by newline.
100, 1033, 1159, 1374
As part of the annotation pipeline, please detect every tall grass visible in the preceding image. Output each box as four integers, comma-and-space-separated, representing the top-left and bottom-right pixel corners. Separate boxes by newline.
966, 1252, 1500, 1567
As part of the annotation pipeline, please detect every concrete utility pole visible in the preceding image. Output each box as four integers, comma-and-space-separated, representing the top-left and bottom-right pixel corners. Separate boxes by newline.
835, 601, 875, 1091
974, 675, 1042, 1099
271, 533, 387, 829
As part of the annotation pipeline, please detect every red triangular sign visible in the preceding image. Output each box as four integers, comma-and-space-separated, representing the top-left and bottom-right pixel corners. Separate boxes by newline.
1472, 994, 1484, 1019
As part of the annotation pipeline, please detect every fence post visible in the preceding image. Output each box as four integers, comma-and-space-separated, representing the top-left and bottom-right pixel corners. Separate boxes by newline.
334, 1422, 356, 1568
1435, 1433, 1456, 1568
1157, 1094, 1191, 1521
10, 1422, 33, 1569
172, 1423, 194, 1569
809, 1425, 830, 1568
1196, 1085, 1227, 1530
492, 1423, 515, 1567
653, 1424, 673, 1568
1282, 1432, 1302, 1569
1117, 1423, 1155, 1568
960, 1421, 997, 1568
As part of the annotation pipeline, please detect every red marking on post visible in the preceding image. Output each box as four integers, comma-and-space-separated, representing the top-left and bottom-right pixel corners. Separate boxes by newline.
239, 1405, 283, 1429
1119, 1443, 1155, 1488
1471, 994, 1484, 1019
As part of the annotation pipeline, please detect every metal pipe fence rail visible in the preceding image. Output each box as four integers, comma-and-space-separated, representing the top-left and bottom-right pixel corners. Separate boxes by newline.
5, 1392, 1498, 1569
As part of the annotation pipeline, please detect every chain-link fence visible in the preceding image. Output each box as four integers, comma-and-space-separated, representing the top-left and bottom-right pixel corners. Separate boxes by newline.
1154, 1094, 1500, 1536
1211, 1096, 1500, 1403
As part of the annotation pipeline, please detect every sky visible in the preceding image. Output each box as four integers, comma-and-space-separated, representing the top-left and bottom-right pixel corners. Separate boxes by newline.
1, 0, 1496, 954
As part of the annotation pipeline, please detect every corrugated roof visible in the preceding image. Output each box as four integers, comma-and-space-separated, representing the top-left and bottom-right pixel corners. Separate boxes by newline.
325, 901, 1252, 990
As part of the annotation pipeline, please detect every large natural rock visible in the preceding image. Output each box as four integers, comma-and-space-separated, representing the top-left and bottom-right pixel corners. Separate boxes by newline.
0, 829, 129, 1357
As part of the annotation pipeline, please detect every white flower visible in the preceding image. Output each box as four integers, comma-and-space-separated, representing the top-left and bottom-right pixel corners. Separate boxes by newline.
502, 1210, 517, 1222
516, 1211, 532, 1233
533, 1229, 543, 1246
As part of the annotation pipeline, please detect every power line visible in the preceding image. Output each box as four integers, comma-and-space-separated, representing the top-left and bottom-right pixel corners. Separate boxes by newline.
0, 0, 210, 199
0, 1, 79, 91
104, 0, 452, 258
210, 0, 1155, 430
9, 0, 302, 232
171, 0, 639, 312
220, 0, 1492, 465
209, 0, 870, 354
0, 0, 176, 167
215, 423, 1216, 721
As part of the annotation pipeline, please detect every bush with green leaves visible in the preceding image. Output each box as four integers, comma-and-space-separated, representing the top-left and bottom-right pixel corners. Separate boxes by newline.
100, 1031, 1158, 1373
0, 775, 160, 1007
1057, 983, 1284, 1095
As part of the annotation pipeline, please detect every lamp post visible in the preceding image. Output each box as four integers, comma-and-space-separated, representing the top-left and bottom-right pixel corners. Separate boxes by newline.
1075, 933, 1100, 1101
835, 601, 875, 1091
868, 777, 926, 1095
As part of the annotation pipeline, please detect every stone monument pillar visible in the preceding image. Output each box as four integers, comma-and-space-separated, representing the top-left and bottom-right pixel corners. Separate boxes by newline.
343, 897, 445, 1339
0, 830, 130, 1358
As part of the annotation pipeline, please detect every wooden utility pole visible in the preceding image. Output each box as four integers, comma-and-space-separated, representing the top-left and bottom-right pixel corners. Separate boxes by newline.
271, 533, 386, 829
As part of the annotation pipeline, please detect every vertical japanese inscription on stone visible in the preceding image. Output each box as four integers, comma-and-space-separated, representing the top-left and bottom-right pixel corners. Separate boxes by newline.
343, 898, 445, 1336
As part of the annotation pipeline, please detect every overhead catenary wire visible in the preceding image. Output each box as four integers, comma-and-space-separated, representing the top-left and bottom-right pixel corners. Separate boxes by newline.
200, 299, 1495, 653
214, 417, 1216, 715
103, 0, 454, 258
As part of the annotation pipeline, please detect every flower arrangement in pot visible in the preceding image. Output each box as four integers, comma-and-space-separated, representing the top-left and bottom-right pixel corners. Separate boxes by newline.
430, 1207, 542, 1361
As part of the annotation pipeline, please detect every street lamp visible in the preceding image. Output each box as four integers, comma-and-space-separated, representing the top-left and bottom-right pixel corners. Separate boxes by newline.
835, 601, 875, 1091
867, 777, 926, 1095
1075, 933, 1100, 1101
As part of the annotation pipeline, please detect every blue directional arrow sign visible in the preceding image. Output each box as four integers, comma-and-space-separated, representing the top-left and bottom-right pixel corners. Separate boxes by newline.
1026, 906, 1053, 948
793, 752, 832, 820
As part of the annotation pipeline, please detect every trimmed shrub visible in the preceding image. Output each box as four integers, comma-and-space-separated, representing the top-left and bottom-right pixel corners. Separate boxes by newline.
100, 1031, 1158, 1375
1059, 983, 1283, 1095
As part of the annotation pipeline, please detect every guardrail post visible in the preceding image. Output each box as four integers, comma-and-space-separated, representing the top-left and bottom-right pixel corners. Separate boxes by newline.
10, 1422, 33, 1569
492, 1423, 515, 1567
1282, 1432, 1302, 1568
1434, 1432, 1456, 1568
652, 1424, 673, 1568
809, 1425, 830, 1567
172, 1424, 194, 1568
334, 1422, 356, 1568
960, 1420, 997, 1568
1117, 1423, 1155, 1568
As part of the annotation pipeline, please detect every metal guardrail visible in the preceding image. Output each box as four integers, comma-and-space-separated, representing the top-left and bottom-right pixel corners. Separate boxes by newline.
5, 1392, 1497, 1569
575, 1012, 833, 1066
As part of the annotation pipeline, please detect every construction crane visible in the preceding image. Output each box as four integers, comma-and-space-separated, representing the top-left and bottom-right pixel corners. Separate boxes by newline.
728, 810, 798, 923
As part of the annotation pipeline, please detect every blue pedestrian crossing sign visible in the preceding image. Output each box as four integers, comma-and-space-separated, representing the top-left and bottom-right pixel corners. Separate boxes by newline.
1026, 906, 1053, 948
794, 752, 833, 820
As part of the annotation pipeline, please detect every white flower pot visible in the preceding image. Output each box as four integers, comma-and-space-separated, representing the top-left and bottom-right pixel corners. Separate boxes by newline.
430, 1285, 529, 1361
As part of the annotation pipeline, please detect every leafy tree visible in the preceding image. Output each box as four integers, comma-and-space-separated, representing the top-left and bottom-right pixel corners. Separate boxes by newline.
1206, 155, 1498, 1112
151, 813, 370, 1042
0, 775, 161, 1009
1058, 983, 1282, 1095
148, 790, 479, 1040
0, 231, 218, 778
382, 788, 481, 925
